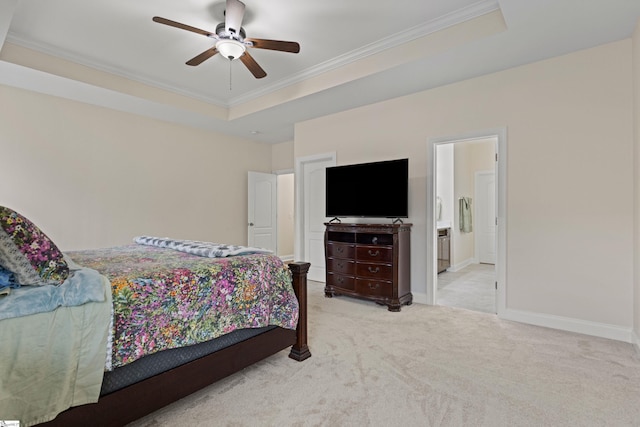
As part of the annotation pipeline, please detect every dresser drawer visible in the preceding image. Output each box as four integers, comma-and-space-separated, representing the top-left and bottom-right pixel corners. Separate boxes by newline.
326, 273, 355, 291
356, 233, 394, 246
356, 262, 393, 280
326, 258, 356, 275
355, 278, 393, 298
326, 242, 355, 259
356, 245, 393, 263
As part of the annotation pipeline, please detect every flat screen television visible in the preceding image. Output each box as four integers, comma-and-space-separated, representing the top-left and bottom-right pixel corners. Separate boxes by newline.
325, 158, 409, 218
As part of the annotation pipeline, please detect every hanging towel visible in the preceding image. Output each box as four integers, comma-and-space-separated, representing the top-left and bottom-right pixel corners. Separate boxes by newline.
459, 197, 472, 233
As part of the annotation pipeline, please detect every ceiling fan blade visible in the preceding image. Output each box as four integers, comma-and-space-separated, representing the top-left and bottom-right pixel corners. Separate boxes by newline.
240, 51, 267, 79
245, 38, 300, 54
152, 16, 215, 38
224, 0, 246, 36
186, 47, 219, 66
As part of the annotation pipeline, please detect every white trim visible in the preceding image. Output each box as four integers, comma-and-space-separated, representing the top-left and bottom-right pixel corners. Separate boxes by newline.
427, 128, 507, 316
230, 0, 501, 106
279, 254, 294, 262
273, 168, 294, 175
448, 258, 476, 273
5, 34, 228, 108
412, 291, 428, 305
633, 330, 640, 356
294, 152, 336, 263
6, 1, 500, 108
502, 309, 635, 343
0, 0, 19, 50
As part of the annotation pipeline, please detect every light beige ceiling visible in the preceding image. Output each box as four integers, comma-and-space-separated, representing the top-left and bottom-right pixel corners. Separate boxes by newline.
1, 0, 640, 143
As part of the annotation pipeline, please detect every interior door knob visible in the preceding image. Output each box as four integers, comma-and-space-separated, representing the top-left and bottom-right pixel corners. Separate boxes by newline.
249, 223, 254, 226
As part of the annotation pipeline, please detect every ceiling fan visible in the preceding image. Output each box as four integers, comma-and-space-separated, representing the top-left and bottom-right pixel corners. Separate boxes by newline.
152, 0, 300, 79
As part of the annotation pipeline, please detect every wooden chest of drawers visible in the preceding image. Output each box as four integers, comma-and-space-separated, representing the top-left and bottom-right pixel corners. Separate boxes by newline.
324, 223, 412, 311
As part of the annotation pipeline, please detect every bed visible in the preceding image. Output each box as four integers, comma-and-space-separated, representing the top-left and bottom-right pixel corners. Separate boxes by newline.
0, 207, 310, 427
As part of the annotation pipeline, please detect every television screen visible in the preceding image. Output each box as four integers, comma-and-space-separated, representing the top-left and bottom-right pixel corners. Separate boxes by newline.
325, 158, 409, 218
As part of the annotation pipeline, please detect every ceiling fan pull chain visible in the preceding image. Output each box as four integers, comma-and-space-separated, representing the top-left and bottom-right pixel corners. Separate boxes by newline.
229, 59, 233, 91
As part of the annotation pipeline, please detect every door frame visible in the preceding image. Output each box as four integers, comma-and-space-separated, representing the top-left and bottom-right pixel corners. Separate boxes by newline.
427, 128, 507, 315
294, 152, 337, 263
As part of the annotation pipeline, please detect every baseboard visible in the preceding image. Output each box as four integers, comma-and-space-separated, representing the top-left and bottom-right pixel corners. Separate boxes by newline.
279, 254, 294, 262
501, 308, 634, 343
448, 258, 476, 272
412, 291, 428, 305
633, 330, 640, 356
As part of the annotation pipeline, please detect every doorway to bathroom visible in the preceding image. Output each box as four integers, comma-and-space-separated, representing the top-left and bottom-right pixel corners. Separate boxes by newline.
427, 129, 506, 315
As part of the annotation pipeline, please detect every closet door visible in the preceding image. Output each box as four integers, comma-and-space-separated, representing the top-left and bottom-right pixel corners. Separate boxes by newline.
476, 171, 496, 264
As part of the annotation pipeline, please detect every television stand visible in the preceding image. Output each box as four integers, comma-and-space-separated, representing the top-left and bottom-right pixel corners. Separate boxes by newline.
324, 223, 412, 311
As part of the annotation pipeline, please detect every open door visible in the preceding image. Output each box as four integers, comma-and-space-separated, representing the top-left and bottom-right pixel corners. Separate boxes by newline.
248, 171, 277, 252
303, 160, 331, 282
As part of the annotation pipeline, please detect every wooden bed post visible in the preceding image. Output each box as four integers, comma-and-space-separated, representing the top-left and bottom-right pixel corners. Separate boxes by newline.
287, 262, 311, 361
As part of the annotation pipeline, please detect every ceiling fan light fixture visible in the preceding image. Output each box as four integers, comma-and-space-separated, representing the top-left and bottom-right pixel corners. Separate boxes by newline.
153, 0, 299, 79
216, 39, 246, 60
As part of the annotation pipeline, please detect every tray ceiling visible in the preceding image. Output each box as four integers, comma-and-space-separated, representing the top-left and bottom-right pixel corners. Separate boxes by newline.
2, 0, 640, 143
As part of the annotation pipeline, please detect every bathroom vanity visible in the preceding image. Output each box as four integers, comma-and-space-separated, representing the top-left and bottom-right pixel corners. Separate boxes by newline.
437, 227, 451, 273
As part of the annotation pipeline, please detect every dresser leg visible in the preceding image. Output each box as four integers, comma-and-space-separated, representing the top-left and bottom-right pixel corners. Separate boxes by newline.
387, 294, 413, 311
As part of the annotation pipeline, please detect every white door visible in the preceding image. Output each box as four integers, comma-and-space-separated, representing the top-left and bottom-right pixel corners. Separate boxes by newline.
476, 171, 496, 264
248, 171, 277, 252
303, 159, 333, 282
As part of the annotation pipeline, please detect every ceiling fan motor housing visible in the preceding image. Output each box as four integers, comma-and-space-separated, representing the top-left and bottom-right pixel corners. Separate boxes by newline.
215, 22, 246, 41
152, 0, 299, 79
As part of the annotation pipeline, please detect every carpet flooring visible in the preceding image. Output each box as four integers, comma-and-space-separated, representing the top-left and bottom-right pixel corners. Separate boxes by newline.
129, 281, 640, 427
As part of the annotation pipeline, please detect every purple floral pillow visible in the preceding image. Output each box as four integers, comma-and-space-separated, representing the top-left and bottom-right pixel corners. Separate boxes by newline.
0, 206, 69, 286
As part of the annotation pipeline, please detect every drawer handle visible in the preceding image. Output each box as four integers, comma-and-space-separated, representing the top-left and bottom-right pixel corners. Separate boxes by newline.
337, 262, 343, 269
368, 250, 380, 257
372, 237, 378, 244
337, 277, 344, 284
368, 266, 380, 274
368, 283, 379, 290
337, 247, 344, 253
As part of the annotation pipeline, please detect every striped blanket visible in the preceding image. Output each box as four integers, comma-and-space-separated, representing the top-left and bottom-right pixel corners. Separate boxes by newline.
134, 236, 272, 257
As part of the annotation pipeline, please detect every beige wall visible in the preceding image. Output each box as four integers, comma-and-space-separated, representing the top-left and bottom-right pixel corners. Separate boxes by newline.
295, 40, 634, 329
271, 140, 294, 172
633, 19, 640, 348
0, 84, 272, 251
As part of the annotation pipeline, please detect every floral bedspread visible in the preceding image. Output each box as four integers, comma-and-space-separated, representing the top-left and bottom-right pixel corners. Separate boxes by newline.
66, 245, 299, 369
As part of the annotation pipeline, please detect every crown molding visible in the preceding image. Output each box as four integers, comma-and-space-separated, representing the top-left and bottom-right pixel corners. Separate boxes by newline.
228, 0, 500, 106
4, 34, 229, 107
6, 0, 499, 109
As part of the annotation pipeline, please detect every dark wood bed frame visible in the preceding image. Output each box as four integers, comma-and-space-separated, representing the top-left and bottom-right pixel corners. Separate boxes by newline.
39, 262, 311, 427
